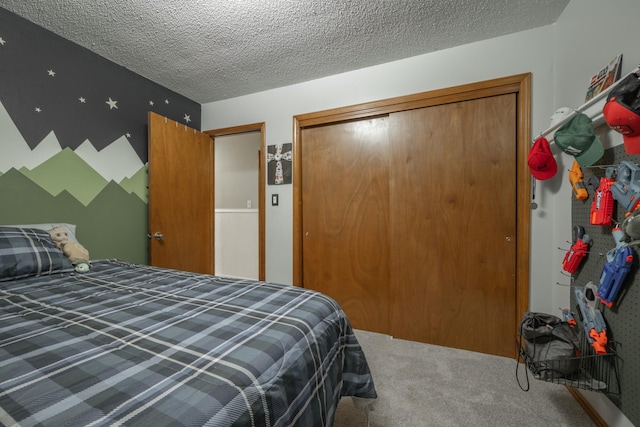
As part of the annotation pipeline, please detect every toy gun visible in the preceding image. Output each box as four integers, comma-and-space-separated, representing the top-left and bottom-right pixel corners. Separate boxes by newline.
598, 228, 634, 307
589, 171, 615, 226
574, 284, 608, 354
610, 161, 640, 215
569, 160, 588, 200
560, 307, 578, 328
562, 226, 590, 273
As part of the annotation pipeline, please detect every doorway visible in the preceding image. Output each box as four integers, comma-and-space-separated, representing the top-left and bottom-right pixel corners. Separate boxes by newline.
205, 123, 266, 281
293, 74, 531, 357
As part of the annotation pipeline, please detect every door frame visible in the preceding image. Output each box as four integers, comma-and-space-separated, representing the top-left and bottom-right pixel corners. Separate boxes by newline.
204, 123, 266, 281
293, 73, 531, 336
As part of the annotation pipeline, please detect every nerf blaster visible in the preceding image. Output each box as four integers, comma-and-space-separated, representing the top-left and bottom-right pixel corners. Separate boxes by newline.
569, 160, 588, 200
598, 228, 634, 307
560, 307, 578, 328
562, 226, 590, 274
610, 161, 640, 215
574, 284, 608, 354
589, 172, 615, 226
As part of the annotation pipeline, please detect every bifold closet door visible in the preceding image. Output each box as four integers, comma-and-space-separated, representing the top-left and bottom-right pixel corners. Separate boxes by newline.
301, 117, 391, 334
388, 94, 517, 357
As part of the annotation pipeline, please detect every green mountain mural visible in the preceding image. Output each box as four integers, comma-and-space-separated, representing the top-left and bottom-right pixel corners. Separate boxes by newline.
119, 165, 148, 203
0, 168, 148, 264
20, 148, 109, 207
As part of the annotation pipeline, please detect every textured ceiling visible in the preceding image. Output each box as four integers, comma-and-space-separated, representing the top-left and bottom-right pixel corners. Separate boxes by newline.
0, 0, 569, 104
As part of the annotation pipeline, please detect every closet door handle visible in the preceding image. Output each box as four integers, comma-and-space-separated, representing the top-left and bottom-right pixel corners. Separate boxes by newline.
154, 232, 165, 241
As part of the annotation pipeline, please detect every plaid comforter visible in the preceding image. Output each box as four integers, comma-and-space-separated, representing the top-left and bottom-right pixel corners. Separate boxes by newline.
0, 260, 376, 427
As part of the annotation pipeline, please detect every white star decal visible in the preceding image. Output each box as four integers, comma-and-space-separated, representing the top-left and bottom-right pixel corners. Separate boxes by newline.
165, 99, 169, 104
35, 107, 41, 112
184, 114, 191, 123
126, 133, 131, 138
149, 100, 154, 106
47, 69, 56, 76
106, 97, 118, 109
0, 37, 6, 46
79, 97, 86, 103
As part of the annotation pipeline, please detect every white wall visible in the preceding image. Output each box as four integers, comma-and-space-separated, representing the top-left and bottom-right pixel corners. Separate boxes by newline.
215, 132, 260, 209
215, 209, 259, 279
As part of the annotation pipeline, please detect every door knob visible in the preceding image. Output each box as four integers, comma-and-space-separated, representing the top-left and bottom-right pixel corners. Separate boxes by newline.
154, 232, 165, 241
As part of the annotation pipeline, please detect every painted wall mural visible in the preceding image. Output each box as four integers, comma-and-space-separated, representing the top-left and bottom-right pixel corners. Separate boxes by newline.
0, 8, 201, 263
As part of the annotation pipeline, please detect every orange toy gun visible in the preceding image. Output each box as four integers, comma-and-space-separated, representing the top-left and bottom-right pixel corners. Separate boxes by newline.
560, 307, 578, 328
569, 160, 588, 200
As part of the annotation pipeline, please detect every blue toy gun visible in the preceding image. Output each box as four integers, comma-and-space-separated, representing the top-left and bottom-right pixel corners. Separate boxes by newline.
574, 284, 608, 354
598, 228, 634, 307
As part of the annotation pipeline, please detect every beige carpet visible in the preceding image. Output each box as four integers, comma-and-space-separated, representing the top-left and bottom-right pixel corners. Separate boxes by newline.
334, 329, 596, 427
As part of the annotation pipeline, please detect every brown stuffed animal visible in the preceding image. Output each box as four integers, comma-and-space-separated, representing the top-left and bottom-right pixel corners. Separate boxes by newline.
48, 226, 91, 272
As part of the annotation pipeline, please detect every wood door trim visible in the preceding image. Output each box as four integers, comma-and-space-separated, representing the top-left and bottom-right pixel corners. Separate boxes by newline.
295, 74, 528, 127
204, 123, 266, 281
293, 73, 531, 342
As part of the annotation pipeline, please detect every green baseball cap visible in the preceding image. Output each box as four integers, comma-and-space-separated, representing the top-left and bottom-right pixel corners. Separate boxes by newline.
554, 113, 604, 167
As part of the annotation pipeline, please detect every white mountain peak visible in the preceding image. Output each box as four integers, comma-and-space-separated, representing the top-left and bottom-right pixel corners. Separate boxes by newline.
75, 137, 144, 182
0, 101, 62, 173
0, 100, 144, 182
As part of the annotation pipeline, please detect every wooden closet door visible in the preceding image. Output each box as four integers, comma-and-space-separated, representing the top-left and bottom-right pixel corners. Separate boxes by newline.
301, 118, 391, 334
389, 94, 517, 357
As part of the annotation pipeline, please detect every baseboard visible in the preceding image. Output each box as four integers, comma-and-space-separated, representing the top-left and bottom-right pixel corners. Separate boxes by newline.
566, 387, 608, 427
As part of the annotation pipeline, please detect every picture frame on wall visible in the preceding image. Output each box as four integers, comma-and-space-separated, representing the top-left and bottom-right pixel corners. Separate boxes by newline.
584, 54, 623, 102
267, 143, 292, 185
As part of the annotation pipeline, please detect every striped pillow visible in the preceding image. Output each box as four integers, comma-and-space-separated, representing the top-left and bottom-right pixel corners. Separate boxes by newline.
0, 226, 73, 281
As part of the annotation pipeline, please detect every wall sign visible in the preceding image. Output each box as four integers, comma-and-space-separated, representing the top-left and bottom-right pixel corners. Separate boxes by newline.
267, 143, 292, 185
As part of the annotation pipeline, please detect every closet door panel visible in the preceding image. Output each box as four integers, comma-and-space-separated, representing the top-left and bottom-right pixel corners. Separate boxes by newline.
389, 94, 517, 357
301, 117, 391, 334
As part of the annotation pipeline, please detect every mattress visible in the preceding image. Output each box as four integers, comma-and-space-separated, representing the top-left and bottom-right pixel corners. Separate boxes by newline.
0, 259, 376, 426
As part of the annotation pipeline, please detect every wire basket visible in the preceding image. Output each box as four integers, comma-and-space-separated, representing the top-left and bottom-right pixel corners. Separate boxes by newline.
516, 333, 620, 394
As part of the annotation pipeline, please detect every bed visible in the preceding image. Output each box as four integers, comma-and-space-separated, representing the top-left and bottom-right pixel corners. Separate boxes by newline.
0, 226, 377, 426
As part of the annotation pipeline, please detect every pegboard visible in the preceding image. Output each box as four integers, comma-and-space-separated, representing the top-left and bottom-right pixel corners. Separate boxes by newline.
569, 144, 640, 425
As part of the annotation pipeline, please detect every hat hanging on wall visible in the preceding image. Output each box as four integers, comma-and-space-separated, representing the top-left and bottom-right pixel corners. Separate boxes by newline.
554, 113, 604, 167
550, 107, 573, 127
603, 71, 640, 154
528, 136, 557, 180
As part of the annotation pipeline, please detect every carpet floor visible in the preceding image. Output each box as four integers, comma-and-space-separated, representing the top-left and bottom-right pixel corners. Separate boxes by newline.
333, 329, 596, 427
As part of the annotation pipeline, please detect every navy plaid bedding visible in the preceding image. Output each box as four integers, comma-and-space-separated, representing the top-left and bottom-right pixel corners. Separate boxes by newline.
0, 260, 376, 426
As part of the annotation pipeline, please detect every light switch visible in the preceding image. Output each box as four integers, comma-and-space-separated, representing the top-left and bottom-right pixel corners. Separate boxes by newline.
272, 194, 279, 206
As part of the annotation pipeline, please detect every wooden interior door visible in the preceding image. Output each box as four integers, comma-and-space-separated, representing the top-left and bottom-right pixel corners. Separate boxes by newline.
148, 112, 215, 274
301, 118, 391, 333
388, 94, 517, 357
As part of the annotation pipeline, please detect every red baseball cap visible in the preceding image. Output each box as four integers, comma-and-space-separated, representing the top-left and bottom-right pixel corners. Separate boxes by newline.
603, 71, 640, 154
603, 97, 640, 154
528, 136, 557, 180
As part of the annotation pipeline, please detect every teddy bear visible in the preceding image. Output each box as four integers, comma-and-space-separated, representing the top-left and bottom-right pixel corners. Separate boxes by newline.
48, 226, 91, 273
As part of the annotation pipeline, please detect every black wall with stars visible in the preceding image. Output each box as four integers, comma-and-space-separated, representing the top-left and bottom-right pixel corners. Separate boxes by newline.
0, 7, 200, 162
0, 7, 202, 263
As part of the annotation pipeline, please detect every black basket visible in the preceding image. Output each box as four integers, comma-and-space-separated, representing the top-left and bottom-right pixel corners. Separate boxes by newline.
516, 333, 620, 394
